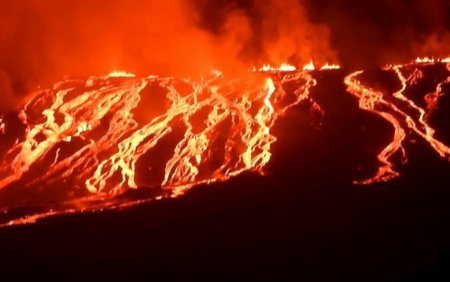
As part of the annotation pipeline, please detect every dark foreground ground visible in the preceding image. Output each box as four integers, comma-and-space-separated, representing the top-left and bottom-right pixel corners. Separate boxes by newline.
0, 69, 449, 281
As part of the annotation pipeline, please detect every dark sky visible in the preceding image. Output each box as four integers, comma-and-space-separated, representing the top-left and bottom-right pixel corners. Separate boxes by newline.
303, 0, 450, 67
195, 0, 450, 67
1, 0, 450, 110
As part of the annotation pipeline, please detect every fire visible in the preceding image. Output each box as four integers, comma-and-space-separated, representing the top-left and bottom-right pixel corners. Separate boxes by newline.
256, 64, 272, 72
302, 61, 315, 71
0, 117, 5, 135
254, 64, 297, 72
253, 62, 339, 73
415, 57, 436, 64
415, 57, 450, 64
108, 71, 136, 78
320, 64, 341, 70
279, 64, 297, 72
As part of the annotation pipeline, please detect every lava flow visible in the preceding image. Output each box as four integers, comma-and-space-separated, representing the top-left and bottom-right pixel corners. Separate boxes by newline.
345, 61, 450, 184
1, 59, 450, 227
0, 69, 316, 226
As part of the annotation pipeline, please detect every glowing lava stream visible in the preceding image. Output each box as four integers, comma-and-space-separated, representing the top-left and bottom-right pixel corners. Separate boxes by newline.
0, 70, 317, 226
1, 59, 450, 227
345, 62, 450, 184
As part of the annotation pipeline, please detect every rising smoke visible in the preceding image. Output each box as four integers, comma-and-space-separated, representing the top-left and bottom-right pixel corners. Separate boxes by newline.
1, 0, 449, 111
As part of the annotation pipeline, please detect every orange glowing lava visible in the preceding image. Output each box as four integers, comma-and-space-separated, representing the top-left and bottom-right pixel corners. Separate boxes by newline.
345, 61, 450, 184
1, 57, 450, 226
0, 70, 316, 226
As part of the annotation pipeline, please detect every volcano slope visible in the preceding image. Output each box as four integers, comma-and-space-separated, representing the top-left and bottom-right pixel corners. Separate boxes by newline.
0, 63, 449, 281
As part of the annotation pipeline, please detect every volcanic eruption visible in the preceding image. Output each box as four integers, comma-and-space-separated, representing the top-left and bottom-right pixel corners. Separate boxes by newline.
0, 0, 450, 231
2, 2, 450, 281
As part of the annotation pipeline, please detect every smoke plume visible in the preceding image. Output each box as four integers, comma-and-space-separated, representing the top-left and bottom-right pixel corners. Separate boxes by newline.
1, 0, 450, 111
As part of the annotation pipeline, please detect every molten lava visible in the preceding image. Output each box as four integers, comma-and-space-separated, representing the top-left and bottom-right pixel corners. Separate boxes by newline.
0, 58, 450, 226
345, 61, 450, 184
0, 69, 316, 226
